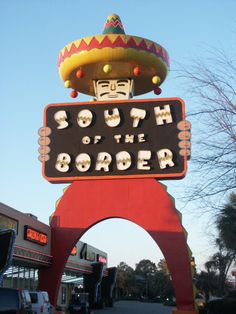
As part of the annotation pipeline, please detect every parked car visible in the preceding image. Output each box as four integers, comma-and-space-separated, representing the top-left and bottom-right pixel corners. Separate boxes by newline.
68, 293, 90, 314
0, 287, 33, 314
206, 290, 236, 314
29, 291, 52, 314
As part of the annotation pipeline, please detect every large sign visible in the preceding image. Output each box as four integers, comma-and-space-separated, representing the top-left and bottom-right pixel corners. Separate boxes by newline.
41, 98, 188, 183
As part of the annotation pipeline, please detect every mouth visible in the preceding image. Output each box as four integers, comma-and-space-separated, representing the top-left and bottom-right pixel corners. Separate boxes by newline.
108, 95, 118, 98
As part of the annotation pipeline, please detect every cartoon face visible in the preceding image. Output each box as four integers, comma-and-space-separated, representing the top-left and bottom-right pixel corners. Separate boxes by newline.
94, 79, 134, 100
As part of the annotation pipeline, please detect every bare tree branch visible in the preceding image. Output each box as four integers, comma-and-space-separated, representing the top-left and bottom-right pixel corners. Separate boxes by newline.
174, 48, 236, 209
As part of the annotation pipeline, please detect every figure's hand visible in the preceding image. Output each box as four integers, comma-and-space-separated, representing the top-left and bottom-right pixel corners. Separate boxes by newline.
38, 127, 51, 162
177, 120, 191, 160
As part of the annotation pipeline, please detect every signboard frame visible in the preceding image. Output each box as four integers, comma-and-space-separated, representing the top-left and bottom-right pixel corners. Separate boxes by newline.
42, 98, 187, 183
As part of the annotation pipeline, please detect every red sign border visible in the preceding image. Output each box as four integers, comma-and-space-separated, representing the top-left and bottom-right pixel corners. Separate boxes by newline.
42, 97, 187, 183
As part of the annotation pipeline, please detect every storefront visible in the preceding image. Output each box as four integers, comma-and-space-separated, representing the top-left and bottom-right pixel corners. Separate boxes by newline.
0, 202, 109, 308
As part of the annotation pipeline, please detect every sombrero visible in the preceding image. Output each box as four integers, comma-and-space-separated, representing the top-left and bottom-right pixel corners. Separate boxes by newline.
58, 14, 170, 97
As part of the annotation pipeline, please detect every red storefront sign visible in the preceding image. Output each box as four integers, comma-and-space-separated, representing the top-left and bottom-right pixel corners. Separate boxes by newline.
24, 226, 48, 246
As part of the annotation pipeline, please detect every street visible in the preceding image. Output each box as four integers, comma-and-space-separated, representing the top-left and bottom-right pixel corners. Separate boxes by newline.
93, 300, 175, 314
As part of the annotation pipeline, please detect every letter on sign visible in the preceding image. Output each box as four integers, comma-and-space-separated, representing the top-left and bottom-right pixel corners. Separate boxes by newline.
55, 153, 71, 172
54, 110, 69, 129
157, 149, 175, 169
154, 105, 173, 125
116, 151, 132, 170
76, 153, 91, 172
77, 109, 93, 127
95, 152, 112, 172
104, 108, 121, 127
130, 108, 146, 127
137, 150, 151, 170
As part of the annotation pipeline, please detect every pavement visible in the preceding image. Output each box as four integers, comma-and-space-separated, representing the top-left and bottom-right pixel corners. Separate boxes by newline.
54, 300, 175, 314
92, 300, 175, 314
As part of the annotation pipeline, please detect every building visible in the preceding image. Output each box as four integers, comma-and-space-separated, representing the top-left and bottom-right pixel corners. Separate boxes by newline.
0, 202, 115, 309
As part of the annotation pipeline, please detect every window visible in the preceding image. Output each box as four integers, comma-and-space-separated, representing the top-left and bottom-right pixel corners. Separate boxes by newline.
0, 213, 18, 234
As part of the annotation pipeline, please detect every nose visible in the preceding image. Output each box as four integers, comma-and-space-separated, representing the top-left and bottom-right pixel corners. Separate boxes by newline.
110, 84, 116, 91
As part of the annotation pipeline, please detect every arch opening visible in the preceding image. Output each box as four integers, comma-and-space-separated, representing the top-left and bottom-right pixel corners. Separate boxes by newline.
81, 217, 165, 267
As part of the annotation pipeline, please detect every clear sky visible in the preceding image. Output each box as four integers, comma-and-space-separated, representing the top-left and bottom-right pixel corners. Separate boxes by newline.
0, 0, 235, 270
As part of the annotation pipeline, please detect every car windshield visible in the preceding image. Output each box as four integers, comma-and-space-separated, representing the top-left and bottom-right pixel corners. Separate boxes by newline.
30, 292, 38, 303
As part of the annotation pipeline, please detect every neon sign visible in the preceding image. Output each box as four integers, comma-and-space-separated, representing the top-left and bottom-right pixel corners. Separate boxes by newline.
97, 255, 107, 264
24, 226, 48, 246
70, 246, 77, 256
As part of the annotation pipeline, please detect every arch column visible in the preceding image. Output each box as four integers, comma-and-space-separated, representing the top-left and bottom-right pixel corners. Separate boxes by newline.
39, 179, 197, 314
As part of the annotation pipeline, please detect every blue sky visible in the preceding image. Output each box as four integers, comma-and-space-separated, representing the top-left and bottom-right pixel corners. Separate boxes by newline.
0, 0, 235, 270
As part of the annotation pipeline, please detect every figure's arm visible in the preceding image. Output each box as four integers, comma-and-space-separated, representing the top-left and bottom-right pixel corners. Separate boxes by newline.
38, 127, 51, 162
177, 120, 191, 160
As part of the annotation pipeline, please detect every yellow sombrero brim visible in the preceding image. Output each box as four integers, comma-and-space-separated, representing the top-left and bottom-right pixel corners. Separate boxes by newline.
58, 34, 169, 96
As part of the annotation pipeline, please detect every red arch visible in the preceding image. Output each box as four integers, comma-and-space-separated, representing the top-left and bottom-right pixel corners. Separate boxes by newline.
39, 179, 197, 314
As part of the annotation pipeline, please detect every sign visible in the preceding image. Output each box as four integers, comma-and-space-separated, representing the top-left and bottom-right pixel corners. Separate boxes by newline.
24, 225, 48, 246
42, 98, 187, 182
97, 254, 107, 264
70, 246, 77, 256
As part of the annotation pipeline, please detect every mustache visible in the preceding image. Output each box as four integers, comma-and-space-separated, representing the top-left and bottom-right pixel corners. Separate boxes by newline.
100, 91, 127, 97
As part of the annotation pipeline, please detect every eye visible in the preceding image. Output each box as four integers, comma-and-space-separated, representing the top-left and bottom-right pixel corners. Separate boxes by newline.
101, 84, 109, 87
118, 83, 125, 86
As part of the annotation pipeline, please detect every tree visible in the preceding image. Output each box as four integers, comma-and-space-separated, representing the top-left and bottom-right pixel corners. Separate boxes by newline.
195, 270, 218, 300
195, 238, 235, 298
116, 262, 135, 297
216, 193, 236, 254
135, 259, 157, 278
156, 259, 174, 299
177, 49, 236, 207
204, 239, 235, 295
157, 259, 170, 276
135, 259, 157, 298
116, 259, 175, 300
196, 194, 236, 297
134, 259, 174, 299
